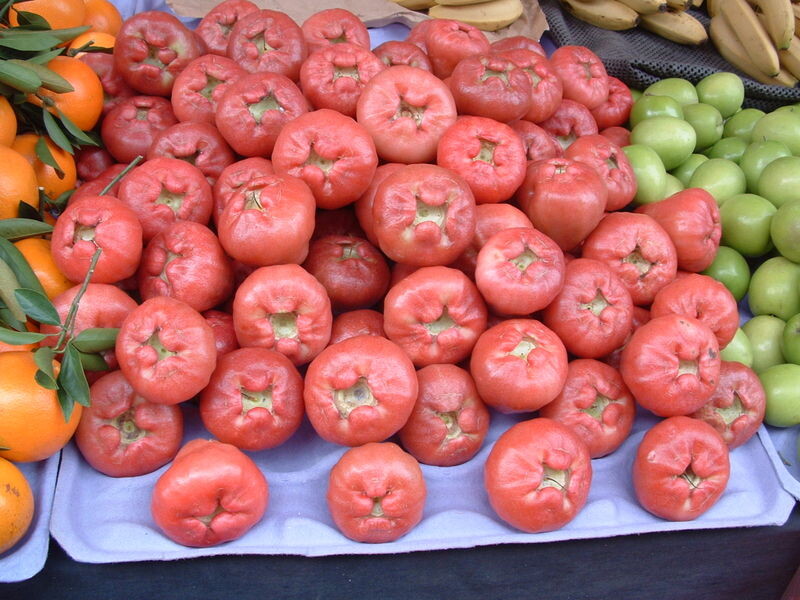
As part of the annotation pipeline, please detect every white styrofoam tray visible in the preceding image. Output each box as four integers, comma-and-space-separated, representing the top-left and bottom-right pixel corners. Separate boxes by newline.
49, 403, 795, 563
0, 454, 60, 582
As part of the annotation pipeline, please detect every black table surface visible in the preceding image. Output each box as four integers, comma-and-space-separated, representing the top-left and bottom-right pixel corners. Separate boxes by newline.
5, 503, 800, 600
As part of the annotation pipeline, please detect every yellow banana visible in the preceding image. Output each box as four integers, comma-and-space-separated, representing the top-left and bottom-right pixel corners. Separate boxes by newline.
428, 0, 524, 31
617, 0, 667, 14
392, 0, 436, 8
666, 0, 691, 9
560, 0, 640, 31
710, 15, 796, 85
746, 0, 794, 49
707, 0, 721, 16
779, 35, 800, 78
639, 9, 708, 44
692, 0, 703, 6
434, 0, 494, 5
720, 0, 781, 76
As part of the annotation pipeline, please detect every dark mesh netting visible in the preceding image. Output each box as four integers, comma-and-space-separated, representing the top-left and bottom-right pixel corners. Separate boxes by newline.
539, 0, 800, 111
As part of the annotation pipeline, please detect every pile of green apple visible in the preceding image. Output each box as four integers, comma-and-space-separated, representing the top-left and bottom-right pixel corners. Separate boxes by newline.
622, 73, 800, 432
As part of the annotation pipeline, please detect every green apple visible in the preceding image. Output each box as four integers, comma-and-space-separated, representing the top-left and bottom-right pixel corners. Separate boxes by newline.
701, 245, 751, 301
722, 108, 765, 141
751, 110, 800, 155
695, 72, 745, 119
629, 95, 684, 128
622, 144, 667, 205
747, 256, 800, 321
719, 193, 776, 257
688, 158, 746, 204
720, 327, 754, 367
630, 88, 643, 103
742, 314, 786, 374
739, 140, 792, 193
704, 136, 748, 163
757, 156, 800, 208
671, 153, 709, 187
760, 363, 800, 427
630, 116, 696, 170
682, 102, 723, 151
663, 173, 684, 197
770, 199, 800, 263
644, 77, 699, 107
781, 313, 800, 365
774, 104, 800, 116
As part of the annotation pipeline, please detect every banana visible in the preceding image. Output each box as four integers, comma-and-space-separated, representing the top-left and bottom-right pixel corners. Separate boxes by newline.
746, 0, 794, 49
617, 0, 667, 14
0, 59, 41, 93
720, 0, 781, 75
639, 9, 708, 44
779, 35, 800, 78
666, 0, 691, 9
707, 0, 721, 16
692, 0, 703, 6
428, 0, 524, 31
559, 0, 640, 31
392, 0, 437, 8
434, 0, 495, 5
710, 14, 797, 85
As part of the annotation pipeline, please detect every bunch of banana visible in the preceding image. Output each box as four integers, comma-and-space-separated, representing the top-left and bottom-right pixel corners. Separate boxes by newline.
558, 0, 708, 44
390, 0, 526, 32
708, 0, 798, 87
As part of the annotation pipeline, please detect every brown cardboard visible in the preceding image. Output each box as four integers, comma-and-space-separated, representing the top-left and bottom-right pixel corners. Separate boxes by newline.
166, 0, 547, 42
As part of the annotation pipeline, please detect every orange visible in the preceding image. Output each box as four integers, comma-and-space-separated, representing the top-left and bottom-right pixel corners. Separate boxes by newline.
0, 96, 17, 147
0, 145, 39, 220
0, 321, 40, 354
12, 133, 77, 201
68, 31, 115, 55
9, 0, 85, 29
0, 457, 34, 554
14, 237, 72, 300
81, 0, 122, 36
29, 56, 103, 132
0, 351, 82, 463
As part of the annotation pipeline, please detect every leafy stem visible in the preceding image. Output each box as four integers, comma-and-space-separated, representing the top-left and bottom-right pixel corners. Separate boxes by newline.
53, 246, 101, 353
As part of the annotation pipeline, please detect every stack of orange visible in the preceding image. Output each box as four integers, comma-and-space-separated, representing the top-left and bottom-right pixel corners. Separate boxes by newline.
0, 0, 118, 556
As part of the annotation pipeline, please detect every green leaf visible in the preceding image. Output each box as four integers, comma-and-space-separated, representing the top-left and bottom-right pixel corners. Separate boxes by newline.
34, 135, 63, 176
0, 327, 47, 345
72, 327, 119, 353
0, 58, 41, 92
29, 48, 64, 65
33, 346, 57, 390
42, 108, 72, 154
56, 386, 74, 422
46, 26, 90, 43
16, 200, 41, 221
77, 350, 108, 372
0, 236, 48, 297
0, 218, 52, 241
57, 109, 96, 146
49, 188, 72, 209
0, 33, 62, 51
14, 10, 51, 30
59, 342, 90, 408
0, 258, 25, 322
15, 288, 60, 325
9, 59, 72, 93
0, 305, 26, 332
